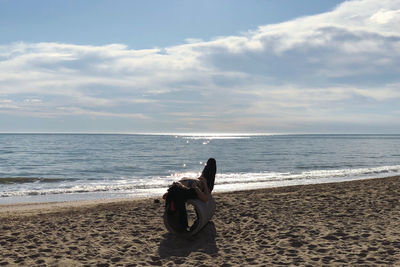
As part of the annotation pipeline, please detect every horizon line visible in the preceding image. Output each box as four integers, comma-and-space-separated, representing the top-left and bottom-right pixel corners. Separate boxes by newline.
0, 132, 398, 136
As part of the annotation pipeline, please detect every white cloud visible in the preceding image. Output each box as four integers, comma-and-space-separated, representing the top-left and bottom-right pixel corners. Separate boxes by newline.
23, 98, 42, 103
0, 0, 400, 132
370, 8, 400, 24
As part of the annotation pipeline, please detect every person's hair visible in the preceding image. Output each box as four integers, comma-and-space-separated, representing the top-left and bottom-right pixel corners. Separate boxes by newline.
202, 158, 216, 192
165, 182, 197, 231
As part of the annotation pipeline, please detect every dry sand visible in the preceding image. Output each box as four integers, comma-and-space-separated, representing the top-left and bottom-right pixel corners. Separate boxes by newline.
1, 176, 400, 266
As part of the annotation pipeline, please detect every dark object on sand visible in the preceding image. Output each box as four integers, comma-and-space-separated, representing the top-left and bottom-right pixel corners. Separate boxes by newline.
163, 196, 216, 237
164, 182, 198, 231
163, 158, 217, 237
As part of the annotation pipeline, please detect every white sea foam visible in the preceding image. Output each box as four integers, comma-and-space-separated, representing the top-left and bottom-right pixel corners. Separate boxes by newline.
2, 165, 400, 199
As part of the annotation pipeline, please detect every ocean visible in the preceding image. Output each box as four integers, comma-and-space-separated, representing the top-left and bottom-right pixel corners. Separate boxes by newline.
1, 133, 400, 204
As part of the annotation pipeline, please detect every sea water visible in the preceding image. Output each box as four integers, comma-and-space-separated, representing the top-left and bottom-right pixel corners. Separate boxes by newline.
1, 134, 400, 203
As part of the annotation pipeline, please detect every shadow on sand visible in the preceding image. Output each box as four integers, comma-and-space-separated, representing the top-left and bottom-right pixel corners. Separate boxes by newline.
158, 221, 218, 258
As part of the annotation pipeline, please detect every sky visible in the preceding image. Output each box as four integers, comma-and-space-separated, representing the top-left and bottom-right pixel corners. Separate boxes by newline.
1, 0, 400, 134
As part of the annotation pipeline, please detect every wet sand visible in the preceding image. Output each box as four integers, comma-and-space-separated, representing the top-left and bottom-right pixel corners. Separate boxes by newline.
1, 176, 400, 266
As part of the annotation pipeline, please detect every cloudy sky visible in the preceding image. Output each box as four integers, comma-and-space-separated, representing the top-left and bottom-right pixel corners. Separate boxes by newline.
1, 0, 399, 134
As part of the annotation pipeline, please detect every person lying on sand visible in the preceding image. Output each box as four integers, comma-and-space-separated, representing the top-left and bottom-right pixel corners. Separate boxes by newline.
163, 158, 216, 231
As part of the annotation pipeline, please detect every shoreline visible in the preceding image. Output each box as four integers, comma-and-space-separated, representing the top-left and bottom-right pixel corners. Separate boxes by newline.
1, 175, 400, 265
1, 172, 397, 207
0, 175, 396, 214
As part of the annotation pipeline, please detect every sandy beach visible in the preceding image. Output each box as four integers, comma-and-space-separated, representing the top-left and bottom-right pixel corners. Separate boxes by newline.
1, 176, 400, 266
